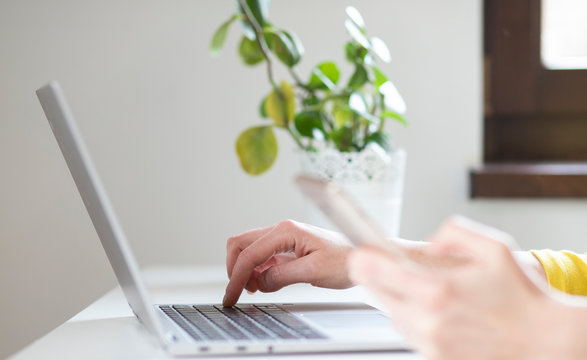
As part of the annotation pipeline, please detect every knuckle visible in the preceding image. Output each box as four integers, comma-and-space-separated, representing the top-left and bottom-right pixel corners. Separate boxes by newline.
226, 235, 239, 250
486, 239, 512, 264
239, 246, 255, 262
277, 219, 298, 231
494, 240, 511, 257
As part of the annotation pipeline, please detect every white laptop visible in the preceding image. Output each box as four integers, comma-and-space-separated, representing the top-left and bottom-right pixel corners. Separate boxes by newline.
36, 81, 409, 356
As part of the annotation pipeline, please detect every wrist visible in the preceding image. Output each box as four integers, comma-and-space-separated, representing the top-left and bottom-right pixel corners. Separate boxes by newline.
527, 295, 587, 360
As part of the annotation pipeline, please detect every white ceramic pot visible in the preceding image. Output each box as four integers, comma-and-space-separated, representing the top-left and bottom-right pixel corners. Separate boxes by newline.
299, 145, 406, 238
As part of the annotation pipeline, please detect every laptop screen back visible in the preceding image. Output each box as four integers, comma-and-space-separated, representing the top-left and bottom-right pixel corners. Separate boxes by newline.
36, 81, 166, 342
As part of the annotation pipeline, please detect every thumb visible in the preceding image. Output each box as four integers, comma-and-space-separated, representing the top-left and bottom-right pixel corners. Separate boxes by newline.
256, 255, 318, 293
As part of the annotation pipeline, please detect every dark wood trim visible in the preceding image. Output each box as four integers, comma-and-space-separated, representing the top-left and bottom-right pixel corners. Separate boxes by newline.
541, 70, 587, 114
487, 0, 587, 117
478, 0, 587, 198
489, 0, 540, 115
484, 114, 587, 162
470, 163, 587, 198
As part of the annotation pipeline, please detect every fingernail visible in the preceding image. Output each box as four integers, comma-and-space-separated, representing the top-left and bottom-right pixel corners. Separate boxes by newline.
247, 290, 255, 295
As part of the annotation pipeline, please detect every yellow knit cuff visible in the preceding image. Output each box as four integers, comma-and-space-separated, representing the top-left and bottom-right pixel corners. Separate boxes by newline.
531, 249, 587, 296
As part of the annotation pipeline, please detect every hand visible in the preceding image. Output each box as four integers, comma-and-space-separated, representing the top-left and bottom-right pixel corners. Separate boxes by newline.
349, 216, 583, 360
223, 220, 354, 307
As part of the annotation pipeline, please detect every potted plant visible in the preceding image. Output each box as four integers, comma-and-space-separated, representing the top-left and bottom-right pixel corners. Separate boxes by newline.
210, 0, 407, 236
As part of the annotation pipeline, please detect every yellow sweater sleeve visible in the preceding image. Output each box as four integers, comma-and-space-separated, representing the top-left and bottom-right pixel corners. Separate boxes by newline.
530, 249, 587, 296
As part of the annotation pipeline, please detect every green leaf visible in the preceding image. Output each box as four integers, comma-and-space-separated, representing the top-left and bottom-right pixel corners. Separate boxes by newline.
379, 81, 407, 114
345, 42, 357, 63
381, 110, 408, 126
347, 65, 368, 88
329, 125, 354, 152
345, 6, 365, 31
344, 19, 370, 48
238, 35, 265, 65
364, 132, 391, 151
210, 14, 239, 57
282, 31, 304, 60
348, 92, 367, 113
294, 111, 325, 138
236, 125, 278, 175
332, 102, 353, 127
264, 29, 302, 67
371, 66, 388, 89
236, 0, 270, 39
370, 37, 391, 63
345, 42, 369, 64
259, 96, 268, 118
265, 81, 296, 126
302, 94, 320, 107
244, 0, 270, 25
348, 92, 379, 123
308, 62, 340, 90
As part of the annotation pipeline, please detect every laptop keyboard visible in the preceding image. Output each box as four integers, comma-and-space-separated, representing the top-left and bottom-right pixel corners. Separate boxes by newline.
159, 304, 326, 341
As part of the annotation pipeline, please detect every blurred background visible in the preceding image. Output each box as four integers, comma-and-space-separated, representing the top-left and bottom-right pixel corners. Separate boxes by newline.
1, 0, 586, 357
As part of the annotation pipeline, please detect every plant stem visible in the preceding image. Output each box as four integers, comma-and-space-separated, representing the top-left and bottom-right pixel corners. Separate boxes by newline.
320, 90, 352, 105
286, 126, 305, 149
377, 93, 386, 132
377, 118, 386, 132
238, 0, 278, 90
288, 67, 316, 96
288, 67, 304, 87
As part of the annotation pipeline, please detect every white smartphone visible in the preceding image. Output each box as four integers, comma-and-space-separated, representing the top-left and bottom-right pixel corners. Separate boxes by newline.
295, 175, 408, 259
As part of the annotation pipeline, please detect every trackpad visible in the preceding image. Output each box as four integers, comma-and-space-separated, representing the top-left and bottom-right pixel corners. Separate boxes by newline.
305, 313, 391, 328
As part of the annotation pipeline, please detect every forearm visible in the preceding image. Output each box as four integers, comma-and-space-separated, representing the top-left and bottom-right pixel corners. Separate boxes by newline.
393, 238, 547, 281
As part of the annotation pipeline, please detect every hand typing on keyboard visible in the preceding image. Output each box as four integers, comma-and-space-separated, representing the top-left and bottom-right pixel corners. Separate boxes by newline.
223, 220, 354, 307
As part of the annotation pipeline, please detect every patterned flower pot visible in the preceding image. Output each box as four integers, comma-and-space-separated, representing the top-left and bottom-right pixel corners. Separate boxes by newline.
300, 145, 406, 238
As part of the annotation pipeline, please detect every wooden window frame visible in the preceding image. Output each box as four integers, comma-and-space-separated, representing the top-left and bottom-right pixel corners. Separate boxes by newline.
471, 0, 587, 198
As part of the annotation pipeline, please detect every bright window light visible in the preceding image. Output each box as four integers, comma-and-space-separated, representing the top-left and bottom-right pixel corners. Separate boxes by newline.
542, 0, 587, 69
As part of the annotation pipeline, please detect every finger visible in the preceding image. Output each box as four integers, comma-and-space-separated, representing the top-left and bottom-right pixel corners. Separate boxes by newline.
348, 247, 435, 302
245, 253, 297, 293
255, 253, 322, 293
223, 223, 300, 307
226, 224, 276, 278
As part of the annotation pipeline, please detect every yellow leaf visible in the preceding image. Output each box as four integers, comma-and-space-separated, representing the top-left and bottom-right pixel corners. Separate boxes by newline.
265, 81, 295, 127
235, 126, 278, 175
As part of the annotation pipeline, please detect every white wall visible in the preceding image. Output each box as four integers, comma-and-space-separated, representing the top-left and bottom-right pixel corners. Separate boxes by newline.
1, 0, 586, 357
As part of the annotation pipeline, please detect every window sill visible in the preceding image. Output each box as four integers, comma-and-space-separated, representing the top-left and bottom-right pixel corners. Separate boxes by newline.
470, 163, 587, 198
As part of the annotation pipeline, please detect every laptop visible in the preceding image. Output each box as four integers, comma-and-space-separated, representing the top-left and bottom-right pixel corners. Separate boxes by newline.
36, 81, 409, 356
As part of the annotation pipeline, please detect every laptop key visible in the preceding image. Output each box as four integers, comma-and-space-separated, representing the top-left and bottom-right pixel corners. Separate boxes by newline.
254, 305, 327, 339
171, 305, 226, 340
164, 304, 326, 342
159, 305, 206, 341
194, 305, 250, 340
236, 305, 300, 340
214, 306, 274, 340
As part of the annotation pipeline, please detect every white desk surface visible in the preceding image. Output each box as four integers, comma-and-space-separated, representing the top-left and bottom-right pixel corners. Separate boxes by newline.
11, 266, 422, 360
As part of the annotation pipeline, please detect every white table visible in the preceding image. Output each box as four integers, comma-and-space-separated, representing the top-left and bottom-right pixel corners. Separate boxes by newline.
11, 266, 422, 359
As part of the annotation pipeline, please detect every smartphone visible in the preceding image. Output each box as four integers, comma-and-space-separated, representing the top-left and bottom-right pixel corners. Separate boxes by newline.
295, 175, 407, 259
